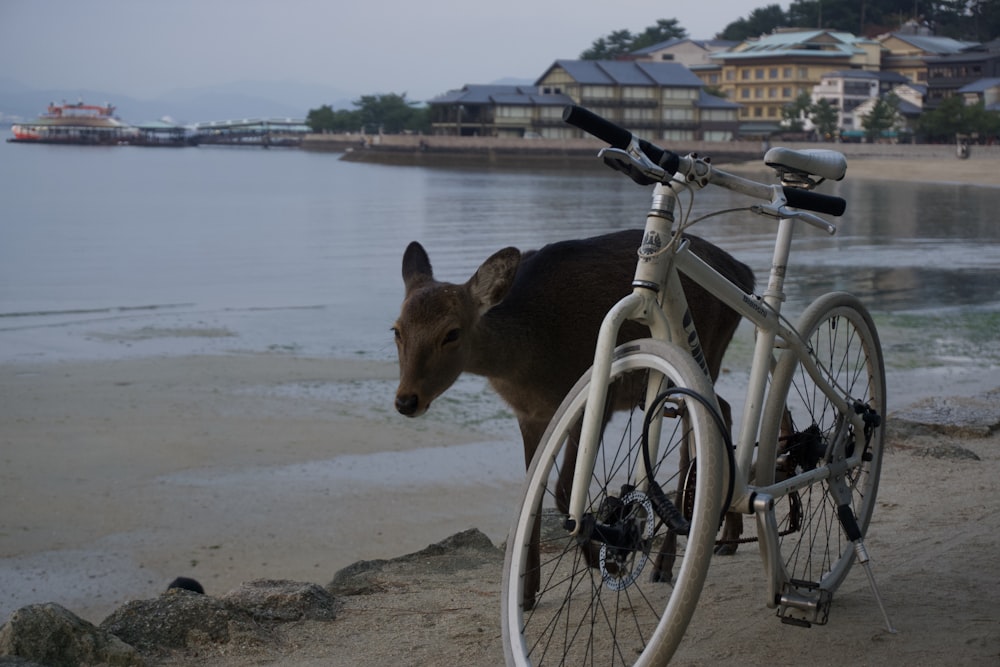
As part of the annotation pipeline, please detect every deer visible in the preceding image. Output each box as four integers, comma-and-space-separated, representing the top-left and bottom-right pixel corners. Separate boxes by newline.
392, 229, 754, 600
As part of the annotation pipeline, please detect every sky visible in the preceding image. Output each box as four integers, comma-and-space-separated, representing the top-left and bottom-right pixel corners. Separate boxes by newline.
0, 0, 784, 102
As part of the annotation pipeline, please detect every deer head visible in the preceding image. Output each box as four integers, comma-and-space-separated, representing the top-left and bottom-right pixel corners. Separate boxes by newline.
393, 241, 521, 417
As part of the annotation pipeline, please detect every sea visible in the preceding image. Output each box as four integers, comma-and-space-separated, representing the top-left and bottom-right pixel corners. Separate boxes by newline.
2, 138, 1000, 409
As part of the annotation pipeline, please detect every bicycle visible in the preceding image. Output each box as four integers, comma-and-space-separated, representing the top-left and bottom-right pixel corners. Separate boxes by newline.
501, 105, 894, 666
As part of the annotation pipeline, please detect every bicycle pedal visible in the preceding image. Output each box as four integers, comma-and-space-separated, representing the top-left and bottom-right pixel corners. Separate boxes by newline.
776, 580, 832, 627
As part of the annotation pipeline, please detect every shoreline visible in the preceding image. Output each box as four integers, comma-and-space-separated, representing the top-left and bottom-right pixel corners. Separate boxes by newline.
2, 350, 997, 664
304, 133, 1000, 188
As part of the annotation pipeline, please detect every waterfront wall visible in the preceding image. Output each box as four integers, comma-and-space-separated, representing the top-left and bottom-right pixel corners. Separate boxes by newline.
302, 132, 1000, 167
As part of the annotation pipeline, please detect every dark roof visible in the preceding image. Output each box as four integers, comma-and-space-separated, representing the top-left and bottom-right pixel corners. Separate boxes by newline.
697, 89, 741, 109
537, 60, 704, 87
426, 84, 572, 107
888, 32, 977, 55
631, 38, 737, 56
957, 77, 1000, 94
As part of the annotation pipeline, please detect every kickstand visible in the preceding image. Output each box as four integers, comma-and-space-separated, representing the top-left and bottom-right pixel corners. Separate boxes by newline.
854, 540, 897, 634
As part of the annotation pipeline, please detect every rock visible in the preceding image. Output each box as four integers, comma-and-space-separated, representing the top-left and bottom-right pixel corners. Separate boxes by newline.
0, 602, 143, 667
99, 589, 252, 654
328, 527, 502, 596
891, 389, 1000, 439
222, 579, 337, 622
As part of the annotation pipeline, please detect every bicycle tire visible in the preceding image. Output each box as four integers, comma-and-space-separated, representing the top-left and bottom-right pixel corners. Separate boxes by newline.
758, 292, 887, 594
502, 338, 725, 667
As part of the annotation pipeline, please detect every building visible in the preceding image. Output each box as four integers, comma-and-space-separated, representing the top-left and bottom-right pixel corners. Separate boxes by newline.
924, 38, 1000, 108
427, 60, 741, 142
957, 77, 1000, 110
810, 69, 909, 137
710, 29, 882, 133
877, 27, 976, 86
628, 38, 736, 89
426, 84, 572, 138
535, 59, 739, 141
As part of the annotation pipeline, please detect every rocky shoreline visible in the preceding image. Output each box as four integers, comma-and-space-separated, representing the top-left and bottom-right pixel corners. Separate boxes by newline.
3, 391, 998, 666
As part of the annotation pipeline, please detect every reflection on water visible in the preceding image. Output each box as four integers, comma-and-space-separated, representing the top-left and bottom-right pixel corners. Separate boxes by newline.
1, 140, 998, 400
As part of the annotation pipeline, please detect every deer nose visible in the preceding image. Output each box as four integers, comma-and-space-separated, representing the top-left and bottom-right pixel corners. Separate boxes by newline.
395, 393, 420, 416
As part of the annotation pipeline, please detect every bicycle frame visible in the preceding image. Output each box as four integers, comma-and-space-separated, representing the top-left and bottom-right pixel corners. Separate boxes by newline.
565, 175, 869, 603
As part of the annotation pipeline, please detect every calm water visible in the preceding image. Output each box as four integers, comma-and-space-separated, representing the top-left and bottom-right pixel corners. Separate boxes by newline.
2, 139, 999, 407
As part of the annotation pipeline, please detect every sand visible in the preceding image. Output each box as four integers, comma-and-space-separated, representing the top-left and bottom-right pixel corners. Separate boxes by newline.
2, 154, 999, 664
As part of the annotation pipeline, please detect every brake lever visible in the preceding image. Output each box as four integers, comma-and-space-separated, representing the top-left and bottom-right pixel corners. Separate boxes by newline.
598, 147, 668, 186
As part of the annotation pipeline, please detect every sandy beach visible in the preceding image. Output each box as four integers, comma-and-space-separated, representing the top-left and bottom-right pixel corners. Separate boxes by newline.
2, 154, 999, 664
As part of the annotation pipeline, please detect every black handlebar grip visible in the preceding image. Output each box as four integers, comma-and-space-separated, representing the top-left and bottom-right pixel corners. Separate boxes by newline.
783, 187, 847, 217
562, 104, 632, 149
562, 105, 679, 175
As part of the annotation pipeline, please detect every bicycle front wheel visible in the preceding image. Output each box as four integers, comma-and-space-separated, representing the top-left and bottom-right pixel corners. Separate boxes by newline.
760, 292, 886, 594
502, 339, 725, 667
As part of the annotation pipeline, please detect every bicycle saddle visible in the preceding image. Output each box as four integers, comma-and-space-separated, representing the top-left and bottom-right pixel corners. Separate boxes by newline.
764, 148, 847, 182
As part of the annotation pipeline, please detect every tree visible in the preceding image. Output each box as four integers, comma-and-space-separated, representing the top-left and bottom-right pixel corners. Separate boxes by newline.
781, 91, 814, 131
810, 99, 839, 139
918, 96, 1000, 142
719, 4, 788, 40
306, 104, 361, 133
631, 18, 688, 51
581, 29, 636, 59
861, 94, 901, 141
307, 93, 429, 134
580, 19, 687, 59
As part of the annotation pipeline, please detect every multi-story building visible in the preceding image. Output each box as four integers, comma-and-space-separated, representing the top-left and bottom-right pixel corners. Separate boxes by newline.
924, 38, 1000, 108
427, 60, 741, 142
810, 69, 909, 136
878, 25, 977, 86
710, 29, 881, 132
628, 38, 736, 90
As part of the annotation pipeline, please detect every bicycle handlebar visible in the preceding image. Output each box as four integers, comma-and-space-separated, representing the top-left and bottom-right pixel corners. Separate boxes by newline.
563, 104, 846, 218
563, 105, 680, 175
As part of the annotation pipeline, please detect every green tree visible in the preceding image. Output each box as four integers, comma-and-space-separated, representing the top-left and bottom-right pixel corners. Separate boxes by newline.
810, 98, 839, 139
631, 19, 688, 50
781, 91, 813, 131
353, 93, 428, 134
580, 19, 687, 59
581, 29, 636, 59
861, 94, 901, 141
306, 104, 361, 133
719, 4, 787, 40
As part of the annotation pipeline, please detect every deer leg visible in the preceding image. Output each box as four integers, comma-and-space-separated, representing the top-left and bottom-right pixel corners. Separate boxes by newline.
714, 396, 743, 556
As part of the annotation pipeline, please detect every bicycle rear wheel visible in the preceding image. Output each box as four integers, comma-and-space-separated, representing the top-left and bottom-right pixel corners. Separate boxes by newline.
760, 292, 886, 594
502, 339, 725, 667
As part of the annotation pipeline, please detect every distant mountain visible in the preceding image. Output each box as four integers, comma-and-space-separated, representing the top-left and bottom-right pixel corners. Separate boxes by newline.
0, 79, 355, 125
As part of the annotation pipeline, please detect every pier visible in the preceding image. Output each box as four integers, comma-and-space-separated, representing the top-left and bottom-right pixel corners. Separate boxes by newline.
192, 118, 311, 147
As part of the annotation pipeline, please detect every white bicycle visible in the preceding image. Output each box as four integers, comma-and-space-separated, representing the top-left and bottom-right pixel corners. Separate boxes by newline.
502, 105, 893, 666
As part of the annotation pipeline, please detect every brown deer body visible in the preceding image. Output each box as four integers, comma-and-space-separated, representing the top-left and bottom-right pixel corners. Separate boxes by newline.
394, 229, 753, 467
393, 229, 753, 597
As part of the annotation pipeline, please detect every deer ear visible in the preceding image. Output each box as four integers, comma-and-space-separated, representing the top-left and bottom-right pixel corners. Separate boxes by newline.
402, 242, 433, 293
468, 247, 520, 315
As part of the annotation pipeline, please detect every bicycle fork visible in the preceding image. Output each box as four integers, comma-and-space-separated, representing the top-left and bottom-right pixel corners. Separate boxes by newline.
563, 183, 697, 537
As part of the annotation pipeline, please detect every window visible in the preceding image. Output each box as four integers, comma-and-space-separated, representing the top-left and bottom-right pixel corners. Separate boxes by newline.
741, 69, 750, 80
662, 107, 694, 121
769, 68, 779, 79
783, 67, 792, 78
539, 106, 563, 119
662, 88, 697, 100
662, 129, 694, 141
768, 87, 777, 98
754, 88, 763, 98
755, 68, 765, 79
623, 107, 655, 121
623, 86, 655, 99
582, 85, 614, 99
496, 105, 530, 118
741, 88, 750, 99
782, 87, 793, 98
726, 70, 735, 81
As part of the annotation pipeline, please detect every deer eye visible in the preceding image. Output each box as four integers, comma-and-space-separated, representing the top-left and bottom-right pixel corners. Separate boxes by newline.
391, 326, 401, 342
442, 328, 460, 346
